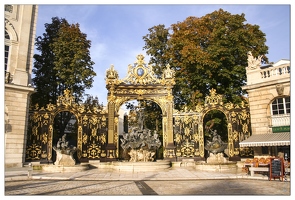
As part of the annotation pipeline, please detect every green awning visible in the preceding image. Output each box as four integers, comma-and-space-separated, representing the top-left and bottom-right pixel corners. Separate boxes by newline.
239, 132, 290, 147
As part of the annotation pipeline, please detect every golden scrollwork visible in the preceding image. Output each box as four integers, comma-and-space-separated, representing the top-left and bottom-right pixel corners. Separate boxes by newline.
26, 144, 42, 160
239, 110, 249, 121
120, 54, 160, 85
106, 64, 119, 80
204, 88, 223, 106
42, 132, 48, 144
56, 89, 75, 107
242, 123, 249, 134
193, 114, 200, 123
89, 116, 98, 125
163, 64, 175, 79
192, 132, 199, 142
82, 115, 88, 126
174, 133, 182, 144
32, 126, 38, 136
181, 139, 195, 157
77, 125, 83, 159
224, 102, 234, 110
46, 103, 55, 111
232, 130, 239, 142
87, 143, 101, 159
82, 133, 88, 145
162, 117, 168, 146
183, 116, 192, 124
99, 133, 106, 145
78, 104, 85, 113
184, 127, 191, 137
174, 116, 181, 126
195, 103, 203, 113
234, 148, 240, 156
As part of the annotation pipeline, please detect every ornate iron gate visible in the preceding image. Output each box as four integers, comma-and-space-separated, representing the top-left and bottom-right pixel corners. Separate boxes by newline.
173, 88, 253, 161
25, 89, 108, 163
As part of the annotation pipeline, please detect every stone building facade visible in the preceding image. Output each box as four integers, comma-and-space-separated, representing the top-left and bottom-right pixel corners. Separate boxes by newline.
5, 5, 38, 167
240, 52, 290, 158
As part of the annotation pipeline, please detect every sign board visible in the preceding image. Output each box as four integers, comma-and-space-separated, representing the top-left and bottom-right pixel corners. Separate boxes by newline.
269, 157, 284, 181
272, 126, 290, 133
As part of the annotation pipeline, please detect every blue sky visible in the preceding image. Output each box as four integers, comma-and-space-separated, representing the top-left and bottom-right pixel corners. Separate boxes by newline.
4, 1, 292, 107
34, 3, 291, 106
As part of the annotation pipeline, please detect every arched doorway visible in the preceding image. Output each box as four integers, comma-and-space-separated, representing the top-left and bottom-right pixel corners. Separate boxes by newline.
105, 54, 176, 161
52, 111, 79, 164
118, 99, 164, 161
203, 109, 228, 159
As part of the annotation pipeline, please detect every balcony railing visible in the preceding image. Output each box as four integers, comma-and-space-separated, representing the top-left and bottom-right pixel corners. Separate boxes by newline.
269, 114, 290, 127
261, 65, 290, 79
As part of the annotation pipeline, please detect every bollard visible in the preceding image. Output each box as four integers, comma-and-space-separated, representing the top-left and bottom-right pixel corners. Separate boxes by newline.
28, 162, 32, 179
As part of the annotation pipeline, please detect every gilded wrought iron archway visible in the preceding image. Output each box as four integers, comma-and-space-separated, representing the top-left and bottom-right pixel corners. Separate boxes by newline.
25, 89, 108, 163
173, 88, 252, 161
105, 54, 176, 161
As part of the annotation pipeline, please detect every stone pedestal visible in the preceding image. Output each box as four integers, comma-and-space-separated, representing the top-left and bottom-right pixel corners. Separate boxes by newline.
55, 151, 75, 166
206, 153, 227, 164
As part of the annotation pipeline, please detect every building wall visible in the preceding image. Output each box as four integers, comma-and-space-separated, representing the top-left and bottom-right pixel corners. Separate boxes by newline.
242, 59, 290, 135
246, 81, 290, 135
242, 54, 290, 157
5, 5, 38, 167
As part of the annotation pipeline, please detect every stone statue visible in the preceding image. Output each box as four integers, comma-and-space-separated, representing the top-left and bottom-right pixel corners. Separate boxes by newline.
53, 134, 77, 166
137, 109, 144, 130
205, 129, 228, 164
120, 103, 162, 162
56, 138, 62, 148
247, 51, 262, 69
121, 127, 161, 162
205, 129, 227, 154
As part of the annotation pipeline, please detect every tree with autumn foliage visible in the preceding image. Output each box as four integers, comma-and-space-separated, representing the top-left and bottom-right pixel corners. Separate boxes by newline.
31, 17, 96, 107
143, 9, 269, 110
31, 17, 97, 141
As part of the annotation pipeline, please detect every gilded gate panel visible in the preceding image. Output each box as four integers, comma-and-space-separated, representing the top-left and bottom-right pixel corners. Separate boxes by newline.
25, 89, 108, 163
173, 88, 252, 161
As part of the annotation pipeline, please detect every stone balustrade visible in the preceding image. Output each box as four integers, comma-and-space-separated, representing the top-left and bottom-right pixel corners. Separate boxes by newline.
270, 114, 290, 127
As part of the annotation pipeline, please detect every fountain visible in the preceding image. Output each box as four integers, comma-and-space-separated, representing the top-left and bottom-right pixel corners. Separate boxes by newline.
112, 106, 171, 171
53, 134, 77, 166
121, 128, 161, 162
195, 129, 237, 171
42, 134, 89, 172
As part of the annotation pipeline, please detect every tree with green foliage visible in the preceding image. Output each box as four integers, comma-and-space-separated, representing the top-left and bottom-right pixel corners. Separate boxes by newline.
124, 100, 162, 133
31, 17, 96, 108
32, 17, 97, 141
143, 9, 269, 110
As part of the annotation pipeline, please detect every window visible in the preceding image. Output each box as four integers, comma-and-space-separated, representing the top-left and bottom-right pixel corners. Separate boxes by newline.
5, 30, 10, 71
271, 97, 290, 115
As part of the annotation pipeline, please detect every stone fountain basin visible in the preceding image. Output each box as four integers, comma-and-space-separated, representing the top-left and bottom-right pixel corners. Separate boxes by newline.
195, 161, 237, 172
112, 160, 171, 172
42, 163, 89, 172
